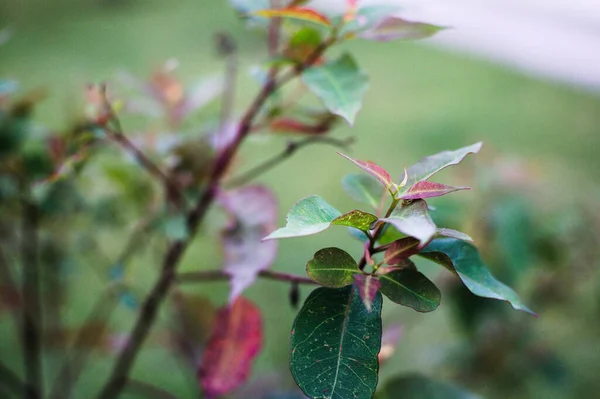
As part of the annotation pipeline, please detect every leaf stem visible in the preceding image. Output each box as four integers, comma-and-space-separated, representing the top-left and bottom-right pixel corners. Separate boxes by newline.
358, 198, 401, 271
176, 269, 317, 285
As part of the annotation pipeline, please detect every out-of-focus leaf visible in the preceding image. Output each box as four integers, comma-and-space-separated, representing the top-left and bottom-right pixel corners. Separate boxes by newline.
255, 7, 332, 27
340, 5, 400, 36
377, 374, 480, 399
0, 79, 18, 96
378, 323, 402, 364
420, 238, 535, 314
402, 142, 482, 190
290, 286, 382, 399
383, 237, 420, 265
348, 227, 369, 243
436, 228, 473, 242
342, 173, 385, 209
306, 247, 359, 288
361, 17, 446, 42
331, 209, 377, 232
378, 264, 441, 312
380, 200, 437, 245
198, 297, 263, 398
399, 181, 470, 200
219, 185, 278, 301
354, 273, 381, 312
163, 213, 189, 241
263, 195, 341, 240
171, 293, 216, 363
285, 27, 324, 64
302, 53, 368, 125
338, 153, 393, 191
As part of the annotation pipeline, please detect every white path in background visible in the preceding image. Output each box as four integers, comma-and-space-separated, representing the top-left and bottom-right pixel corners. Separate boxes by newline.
314, 0, 600, 94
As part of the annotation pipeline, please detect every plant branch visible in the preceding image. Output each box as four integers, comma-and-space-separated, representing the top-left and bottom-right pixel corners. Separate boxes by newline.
0, 245, 21, 337
225, 136, 354, 187
358, 198, 400, 271
176, 269, 317, 285
20, 200, 43, 399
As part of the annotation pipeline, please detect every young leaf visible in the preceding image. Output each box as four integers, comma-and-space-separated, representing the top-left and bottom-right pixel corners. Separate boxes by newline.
306, 247, 359, 288
399, 181, 470, 200
379, 199, 437, 245
377, 374, 480, 399
436, 228, 473, 242
254, 7, 332, 27
361, 17, 446, 42
342, 173, 385, 209
403, 142, 483, 189
378, 265, 441, 312
290, 286, 382, 399
419, 238, 535, 315
198, 297, 262, 398
338, 153, 393, 191
353, 274, 381, 312
302, 53, 369, 126
263, 195, 341, 240
219, 185, 278, 301
383, 237, 420, 265
331, 209, 378, 232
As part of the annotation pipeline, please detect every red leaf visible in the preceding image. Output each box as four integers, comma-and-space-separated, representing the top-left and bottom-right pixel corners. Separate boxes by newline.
353, 274, 381, 312
383, 237, 420, 265
198, 297, 263, 398
254, 7, 331, 27
400, 181, 470, 200
338, 152, 394, 190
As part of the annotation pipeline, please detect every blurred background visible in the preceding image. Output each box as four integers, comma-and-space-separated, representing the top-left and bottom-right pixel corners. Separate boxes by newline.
1, 0, 600, 398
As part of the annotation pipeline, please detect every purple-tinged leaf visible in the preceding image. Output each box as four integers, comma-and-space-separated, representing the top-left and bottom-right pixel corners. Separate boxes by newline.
198, 297, 263, 398
219, 185, 278, 302
436, 228, 473, 242
380, 199, 437, 246
263, 195, 341, 240
399, 181, 470, 200
353, 274, 381, 312
338, 152, 394, 191
403, 142, 483, 190
378, 323, 403, 364
360, 17, 446, 42
383, 237, 420, 265
331, 209, 378, 232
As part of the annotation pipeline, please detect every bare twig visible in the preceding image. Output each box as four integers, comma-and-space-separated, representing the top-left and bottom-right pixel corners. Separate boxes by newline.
225, 136, 354, 187
96, 36, 334, 399
176, 269, 317, 285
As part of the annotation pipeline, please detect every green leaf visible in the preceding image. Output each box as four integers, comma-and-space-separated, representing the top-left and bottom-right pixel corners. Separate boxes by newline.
290, 286, 382, 399
163, 214, 189, 241
380, 200, 437, 245
306, 247, 359, 288
377, 374, 481, 399
403, 142, 482, 190
263, 195, 341, 240
379, 265, 441, 312
342, 173, 385, 209
331, 209, 378, 232
338, 153, 394, 191
302, 53, 369, 125
419, 238, 535, 315
360, 17, 446, 42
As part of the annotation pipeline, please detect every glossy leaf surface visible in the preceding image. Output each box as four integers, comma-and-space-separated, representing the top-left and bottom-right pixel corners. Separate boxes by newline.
290, 286, 382, 399
379, 267, 441, 312
436, 228, 473, 242
263, 195, 341, 240
380, 199, 436, 245
354, 274, 381, 312
199, 297, 262, 398
306, 247, 359, 288
420, 238, 534, 314
302, 53, 368, 125
399, 181, 470, 200
342, 173, 385, 209
331, 209, 378, 232
338, 153, 393, 190
377, 374, 480, 399
383, 237, 420, 265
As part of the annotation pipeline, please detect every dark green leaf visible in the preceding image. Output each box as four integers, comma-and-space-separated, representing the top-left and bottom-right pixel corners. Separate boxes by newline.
306, 247, 359, 288
342, 173, 385, 209
377, 374, 480, 399
302, 53, 369, 125
419, 238, 535, 314
290, 286, 382, 399
380, 199, 437, 245
263, 195, 341, 240
379, 265, 441, 312
331, 209, 378, 232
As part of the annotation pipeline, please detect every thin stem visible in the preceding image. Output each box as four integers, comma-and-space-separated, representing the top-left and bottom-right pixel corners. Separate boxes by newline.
96, 38, 333, 399
225, 136, 354, 187
176, 269, 317, 285
20, 200, 43, 399
358, 198, 401, 271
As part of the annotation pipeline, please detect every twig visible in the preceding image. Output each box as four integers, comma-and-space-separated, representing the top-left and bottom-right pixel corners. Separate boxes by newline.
0, 245, 21, 337
358, 198, 401, 271
176, 269, 317, 285
20, 200, 43, 399
225, 136, 354, 187
0, 360, 25, 398
96, 35, 334, 399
